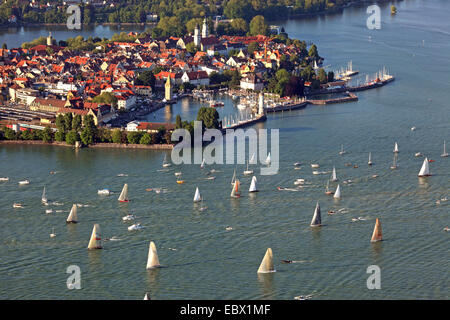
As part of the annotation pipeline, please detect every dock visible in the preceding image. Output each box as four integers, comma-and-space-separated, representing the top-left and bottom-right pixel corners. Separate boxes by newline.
307, 92, 358, 105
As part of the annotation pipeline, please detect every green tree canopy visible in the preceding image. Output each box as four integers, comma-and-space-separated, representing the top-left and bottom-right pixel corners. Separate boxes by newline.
249, 15, 268, 36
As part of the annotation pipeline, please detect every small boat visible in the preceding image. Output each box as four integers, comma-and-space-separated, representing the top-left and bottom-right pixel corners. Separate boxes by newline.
18, 180, 30, 185
243, 160, 253, 175
370, 218, 382, 242
117, 173, 128, 177
390, 155, 398, 170
50, 227, 56, 238
353, 165, 358, 168
200, 158, 205, 169
45, 209, 53, 214
146, 241, 161, 269
128, 223, 144, 231
333, 184, 341, 199
98, 189, 110, 195
193, 187, 202, 202
411, 126, 416, 131
230, 168, 236, 185
174, 172, 182, 176
143, 293, 151, 300
41, 186, 48, 204
231, 179, 241, 198
118, 184, 130, 202
415, 152, 423, 157
327, 210, 336, 215
0, 177, 9, 181
393, 142, 399, 153
249, 176, 258, 192
257, 248, 276, 273
418, 158, 431, 177
294, 162, 301, 167
441, 141, 449, 157
176, 175, 185, 184
311, 164, 320, 168
339, 144, 346, 155
209, 100, 224, 108
281, 259, 293, 264
444, 227, 450, 232
330, 166, 338, 182
310, 202, 322, 227
122, 214, 135, 221
372, 174, 379, 178
294, 178, 305, 185
162, 154, 171, 168
198, 196, 208, 211
265, 153, 271, 165
325, 181, 334, 195
66, 204, 78, 223
87, 224, 102, 249
368, 152, 373, 166
225, 226, 233, 231
312, 170, 320, 175
344, 163, 352, 167
13, 203, 23, 208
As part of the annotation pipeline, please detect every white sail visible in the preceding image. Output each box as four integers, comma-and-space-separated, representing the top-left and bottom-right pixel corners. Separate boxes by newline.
265, 153, 271, 165
249, 153, 256, 164
442, 141, 448, 157
87, 224, 102, 249
418, 158, 430, 177
257, 248, 275, 273
368, 152, 372, 165
200, 158, 205, 168
331, 166, 337, 182
66, 204, 78, 223
393, 142, 399, 153
334, 184, 341, 199
231, 168, 236, 185
143, 293, 151, 300
146, 241, 161, 269
193, 187, 201, 202
249, 176, 258, 192
310, 202, 322, 227
41, 186, 47, 203
118, 183, 129, 202
162, 154, 171, 167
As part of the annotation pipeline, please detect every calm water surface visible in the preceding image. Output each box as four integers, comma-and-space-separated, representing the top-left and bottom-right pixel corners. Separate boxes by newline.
0, 0, 449, 299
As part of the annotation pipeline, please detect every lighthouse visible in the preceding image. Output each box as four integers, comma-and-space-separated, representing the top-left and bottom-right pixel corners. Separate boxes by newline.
258, 93, 265, 115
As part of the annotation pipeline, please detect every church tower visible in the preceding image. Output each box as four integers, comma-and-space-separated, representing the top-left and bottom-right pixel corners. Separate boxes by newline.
165, 76, 172, 101
194, 24, 201, 46
201, 18, 209, 38
47, 32, 54, 46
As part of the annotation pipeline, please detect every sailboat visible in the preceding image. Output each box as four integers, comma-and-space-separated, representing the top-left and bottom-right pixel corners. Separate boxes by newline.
393, 142, 399, 153
193, 187, 202, 202
143, 292, 151, 300
87, 224, 102, 249
333, 184, 341, 199
330, 166, 338, 182
230, 168, 236, 185
257, 248, 275, 273
176, 174, 185, 184
249, 153, 256, 164
243, 160, 253, 175
66, 204, 78, 223
390, 154, 398, 170
339, 144, 346, 155
118, 184, 129, 202
265, 153, 271, 165
418, 157, 431, 177
146, 241, 161, 269
325, 180, 334, 195
441, 141, 449, 157
230, 179, 241, 198
162, 154, 171, 167
41, 187, 48, 204
200, 158, 205, 169
370, 218, 382, 242
310, 202, 322, 227
50, 227, 56, 238
368, 152, 373, 165
249, 176, 258, 192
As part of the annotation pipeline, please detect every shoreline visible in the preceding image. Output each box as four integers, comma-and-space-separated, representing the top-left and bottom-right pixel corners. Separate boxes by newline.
0, 140, 173, 150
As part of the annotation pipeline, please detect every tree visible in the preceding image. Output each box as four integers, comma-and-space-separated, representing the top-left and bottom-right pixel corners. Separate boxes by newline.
327, 71, 335, 82
127, 131, 143, 144
308, 44, 319, 58
135, 70, 156, 88
42, 127, 54, 143
318, 68, 328, 83
2, 43, 6, 49
55, 114, 66, 133
92, 92, 118, 108
65, 130, 80, 145
80, 114, 97, 145
186, 41, 198, 54
54, 130, 65, 142
229, 18, 248, 35
224, 0, 254, 21
197, 107, 219, 130
64, 113, 73, 133
139, 133, 153, 145
3, 127, 17, 140
247, 41, 259, 55
111, 129, 122, 143
175, 115, 182, 129
72, 114, 82, 132
249, 15, 268, 36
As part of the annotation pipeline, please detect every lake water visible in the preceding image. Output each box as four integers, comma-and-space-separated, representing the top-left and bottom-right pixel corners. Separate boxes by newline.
0, 0, 449, 299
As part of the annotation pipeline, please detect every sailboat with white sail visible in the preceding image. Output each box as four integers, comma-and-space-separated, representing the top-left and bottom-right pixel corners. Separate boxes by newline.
325, 180, 334, 195
162, 154, 171, 167
118, 183, 129, 202
265, 153, 271, 165
249, 176, 258, 192
418, 158, 431, 177
333, 184, 341, 199
66, 204, 78, 223
393, 142, 399, 153
231, 179, 241, 198
249, 153, 256, 164
50, 227, 56, 238
193, 187, 202, 202
441, 141, 449, 157
231, 168, 236, 185
257, 248, 275, 273
146, 241, 161, 269
87, 224, 102, 249
330, 166, 338, 182
310, 202, 322, 227
243, 160, 253, 175
368, 152, 373, 165
339, 144, 346, 155
200, 158, 205, 169
41, 186, 48, 204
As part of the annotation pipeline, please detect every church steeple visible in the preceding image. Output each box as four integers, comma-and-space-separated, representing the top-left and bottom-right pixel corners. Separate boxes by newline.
194, 24, 201, 46
201, 18, 208, 38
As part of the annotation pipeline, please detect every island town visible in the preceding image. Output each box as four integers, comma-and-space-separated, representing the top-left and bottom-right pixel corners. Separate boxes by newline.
0, 16, 394, 147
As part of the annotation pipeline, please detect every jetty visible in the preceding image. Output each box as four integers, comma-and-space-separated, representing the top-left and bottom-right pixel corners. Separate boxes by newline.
307, 92, 358, 105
